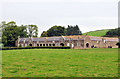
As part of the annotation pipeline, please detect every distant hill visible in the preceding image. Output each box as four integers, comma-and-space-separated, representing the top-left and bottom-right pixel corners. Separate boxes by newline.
83, 29, 110, 37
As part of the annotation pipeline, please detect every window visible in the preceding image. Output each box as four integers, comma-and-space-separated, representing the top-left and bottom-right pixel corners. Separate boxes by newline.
104, 40, 106, 43
21, 44, 23, 47
52, 41, 55, 43
37, 41, 39, 43
72, 44, 74, 48
67, 43, 70, 46
77, 43, 80, 46
97, 41, 99, 43
24, 40, 25, 43
34, 43, 36, 47
25, 44, 27, 47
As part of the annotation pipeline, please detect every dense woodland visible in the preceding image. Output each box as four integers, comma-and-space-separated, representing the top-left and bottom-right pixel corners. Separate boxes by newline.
0, 21, 119, 47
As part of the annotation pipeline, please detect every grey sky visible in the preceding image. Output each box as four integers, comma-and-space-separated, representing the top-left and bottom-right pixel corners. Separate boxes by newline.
1, 0, 119, 36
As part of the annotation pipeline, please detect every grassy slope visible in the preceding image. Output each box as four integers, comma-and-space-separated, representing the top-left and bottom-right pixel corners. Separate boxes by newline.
83, 29, 109, 37
2, 49, 118, 77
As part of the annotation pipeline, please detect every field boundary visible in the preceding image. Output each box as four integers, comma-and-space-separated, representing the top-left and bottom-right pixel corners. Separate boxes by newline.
1, 46, 71, 50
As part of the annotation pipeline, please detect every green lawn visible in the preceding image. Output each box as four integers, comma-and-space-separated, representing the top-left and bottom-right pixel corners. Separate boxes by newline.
83, 29, 109, 37
2, 48, 118, 77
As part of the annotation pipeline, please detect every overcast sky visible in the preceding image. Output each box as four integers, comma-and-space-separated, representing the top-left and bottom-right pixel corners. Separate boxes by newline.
0, 0, 119, 36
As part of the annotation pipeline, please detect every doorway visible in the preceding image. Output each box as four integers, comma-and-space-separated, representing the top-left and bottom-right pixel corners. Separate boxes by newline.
60, 43, 64, 46
29, 44, 32, 46
86, 43, 89, 48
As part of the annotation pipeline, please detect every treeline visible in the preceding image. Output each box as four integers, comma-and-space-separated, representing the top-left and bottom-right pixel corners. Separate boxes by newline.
105, 28, 120, 37
41, 25, 82, 37
1, 21, 38, 47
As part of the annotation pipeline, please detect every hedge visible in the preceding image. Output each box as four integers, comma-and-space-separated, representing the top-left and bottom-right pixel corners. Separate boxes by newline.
1, 46, 71, 50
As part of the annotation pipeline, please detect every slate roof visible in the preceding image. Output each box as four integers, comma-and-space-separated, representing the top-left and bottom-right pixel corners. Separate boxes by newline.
19, 38, 29, 42
63, 35, 86, 41
46, 37, 61, 41
104, 37, 119, 42
89, 36, 119, 42
89, 36, 103, 41
18, 35, 119, 42
32, 37, 46, 42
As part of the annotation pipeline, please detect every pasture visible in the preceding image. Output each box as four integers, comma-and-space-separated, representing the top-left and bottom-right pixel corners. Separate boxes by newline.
2, 48, 118, 77
83, 29, 109, 37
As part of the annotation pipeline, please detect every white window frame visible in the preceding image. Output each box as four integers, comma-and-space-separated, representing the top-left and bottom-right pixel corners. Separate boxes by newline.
25, 44, 27, 47
72, 44, 74, 48
21, 44, 23, 47
104, 40, 106, 43
67, 43, 70, 46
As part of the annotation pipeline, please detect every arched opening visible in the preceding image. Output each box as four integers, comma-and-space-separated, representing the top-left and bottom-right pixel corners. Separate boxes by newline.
37, 44, 39, 47
43, 44, 45, 46
86, 43, 89, 48
40, 44, 42, 46
49, 44, 51, 46
46, 44, 48, 46
29, 44, 32, 47
53, 44, 55, 46
60, 43, 64, 46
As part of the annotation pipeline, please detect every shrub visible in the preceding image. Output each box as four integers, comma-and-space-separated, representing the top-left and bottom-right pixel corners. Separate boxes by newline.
1, 46, 71, 50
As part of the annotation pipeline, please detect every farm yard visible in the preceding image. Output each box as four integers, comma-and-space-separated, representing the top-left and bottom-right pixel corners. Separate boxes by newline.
2, 48, 118, 77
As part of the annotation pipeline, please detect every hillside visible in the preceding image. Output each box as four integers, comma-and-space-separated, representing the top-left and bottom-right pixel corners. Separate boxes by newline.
83, 29, 110, 37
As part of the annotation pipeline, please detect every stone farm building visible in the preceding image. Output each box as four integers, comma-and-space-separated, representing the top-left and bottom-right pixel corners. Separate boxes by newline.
15, 35, 119, 49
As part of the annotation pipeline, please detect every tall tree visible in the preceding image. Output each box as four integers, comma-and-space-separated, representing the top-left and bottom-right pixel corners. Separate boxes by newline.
74, 25, 82, 35
26, 25, 38, 37
66, 25, 82, 36
41, 31, 48, 37
18, 25, 28, 38
2, 21, 18, 47
47, 25, 66, 37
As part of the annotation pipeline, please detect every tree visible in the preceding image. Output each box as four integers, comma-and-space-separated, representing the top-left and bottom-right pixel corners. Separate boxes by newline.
105, 28, 120, 37
2, 22, 18, 47
2, 21, 28, 47
26, 25, 38, 37
41, 31, 48, 37
17, 25, 28, 38
47, 25, 66, 37
116, 42, 120, 48
73, 25, 82, 35
66, 25, 82, 36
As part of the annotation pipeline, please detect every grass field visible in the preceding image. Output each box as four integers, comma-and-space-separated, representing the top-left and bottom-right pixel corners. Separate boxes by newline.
2, 48, 118, 77
83, 29, 109, 37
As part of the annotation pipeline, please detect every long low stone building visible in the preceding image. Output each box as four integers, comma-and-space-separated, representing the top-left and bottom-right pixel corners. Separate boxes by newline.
15, 35, 119, 49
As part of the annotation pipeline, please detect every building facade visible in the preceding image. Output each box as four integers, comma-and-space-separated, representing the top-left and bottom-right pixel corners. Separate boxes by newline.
15, 35, 119, 49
